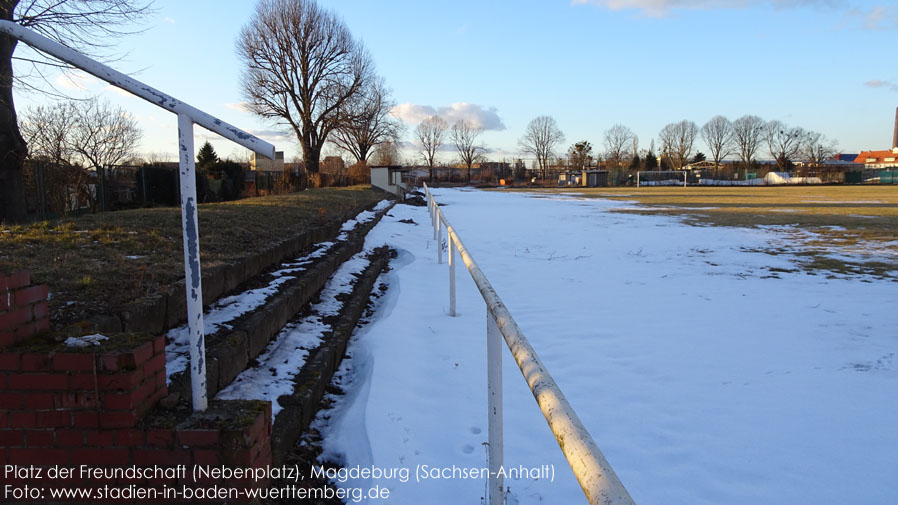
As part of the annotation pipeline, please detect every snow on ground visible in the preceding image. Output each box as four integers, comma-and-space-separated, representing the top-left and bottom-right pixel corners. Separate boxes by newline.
217, 253, 372, 418
165, 201, 388, 383
65, 333, 109, 347
318, 188, 898, 505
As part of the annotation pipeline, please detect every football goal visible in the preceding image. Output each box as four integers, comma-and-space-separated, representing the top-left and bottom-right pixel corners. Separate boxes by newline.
636, 170, 687, 187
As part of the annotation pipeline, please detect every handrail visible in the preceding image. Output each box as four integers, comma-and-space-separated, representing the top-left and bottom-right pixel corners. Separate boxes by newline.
423, 183, 636, 505
1, 20, 276, 412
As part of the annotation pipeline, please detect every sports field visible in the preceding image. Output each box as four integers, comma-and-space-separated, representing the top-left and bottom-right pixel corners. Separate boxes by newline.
520, 185, 898, 280
320, 188, 897, 505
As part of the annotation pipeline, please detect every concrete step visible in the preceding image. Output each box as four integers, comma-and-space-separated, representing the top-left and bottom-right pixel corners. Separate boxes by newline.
162, 201, 394, 409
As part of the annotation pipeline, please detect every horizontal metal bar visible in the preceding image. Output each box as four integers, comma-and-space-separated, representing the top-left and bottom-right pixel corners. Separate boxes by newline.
424, 184, 636, 505
0, 20, 275, 159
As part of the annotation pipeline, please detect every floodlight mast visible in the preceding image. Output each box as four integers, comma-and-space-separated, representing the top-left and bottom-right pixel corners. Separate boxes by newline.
0, 20, 276, 412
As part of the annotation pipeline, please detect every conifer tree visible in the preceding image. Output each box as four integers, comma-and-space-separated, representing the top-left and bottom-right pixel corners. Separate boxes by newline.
196, 141, 219, 169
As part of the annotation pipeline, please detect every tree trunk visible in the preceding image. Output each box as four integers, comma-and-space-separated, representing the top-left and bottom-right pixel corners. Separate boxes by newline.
0, 10, 28, 223
302, 142, 321, 174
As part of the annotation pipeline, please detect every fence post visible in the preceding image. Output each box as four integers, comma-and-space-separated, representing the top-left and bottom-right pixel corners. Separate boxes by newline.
448, 233, 456, 317
177, 113, 208, 412
437, 216, 442, 264
37, 162, 47, 220
141, 165, 148, 204
487, 311, 503, 504
97, 165, 106, 212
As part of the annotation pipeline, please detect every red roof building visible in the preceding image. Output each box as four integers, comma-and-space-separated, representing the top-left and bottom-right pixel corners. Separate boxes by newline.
854, 148, 898, 169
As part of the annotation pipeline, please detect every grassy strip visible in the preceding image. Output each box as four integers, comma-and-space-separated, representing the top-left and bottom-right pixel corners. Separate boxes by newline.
0, 186, 385, 325
511, 186, 898, 279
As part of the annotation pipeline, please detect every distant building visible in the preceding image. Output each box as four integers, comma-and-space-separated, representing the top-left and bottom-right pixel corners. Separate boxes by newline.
557, 170, 607, 187
823, 153, 862, 170
683, 160, 717, 171
830, 153, 860, 163
854, 148, 898, 169
251, 151, 284, 172
371, 166, 408, 197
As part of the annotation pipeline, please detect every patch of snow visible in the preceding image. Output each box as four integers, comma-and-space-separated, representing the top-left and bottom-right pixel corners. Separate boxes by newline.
336, 200, 392, 241
372, 200, 393, 212
65, 334, 109, 347
217, 252, 372, 418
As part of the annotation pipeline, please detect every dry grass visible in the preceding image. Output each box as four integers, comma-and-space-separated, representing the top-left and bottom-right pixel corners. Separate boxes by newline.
0, 186, 384, 324
513, 185, 898, 279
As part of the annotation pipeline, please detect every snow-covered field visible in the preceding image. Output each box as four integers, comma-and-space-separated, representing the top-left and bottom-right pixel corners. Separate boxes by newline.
318, 188, 897, 505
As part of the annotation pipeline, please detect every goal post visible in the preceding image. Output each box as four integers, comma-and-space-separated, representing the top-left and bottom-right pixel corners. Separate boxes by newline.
636, 170, 687, 187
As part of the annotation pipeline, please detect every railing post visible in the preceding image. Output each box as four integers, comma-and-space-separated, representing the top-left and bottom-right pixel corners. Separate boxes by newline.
177, 113, 208, 412
437, 216, 442, 264
487, 311, 503, 504
448, 233, 456, 317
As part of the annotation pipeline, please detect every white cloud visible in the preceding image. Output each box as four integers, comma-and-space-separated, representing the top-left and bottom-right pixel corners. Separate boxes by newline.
572, 0, 843, 17
248, 129, 295, 144
225, 102, 251, 113
54, 71, 97, 91
104, 84, 136, 98
163, 17, 176, 24
392, 102, 506, 131
864, 79, 898, 92
845, 5, 898, 29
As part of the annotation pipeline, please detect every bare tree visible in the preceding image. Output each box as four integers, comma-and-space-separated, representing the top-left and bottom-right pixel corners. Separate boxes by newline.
519, 115, 564, 180
20, 98, 141, 212
370, 138, 401, 166
415, 114, 447, 180
701, 115, 733, 177
451, 120, 483, 181
19, 101, 76, 168
731, 115, 766, 174
802, 131, 837, 167
19, 101, 85, 214
238, 0, 372, 175
658, 120, 697, 169
70, 98, 141, 172
331, 76, 401, 164
0, 0, 154, 222
765, 120, 806, 171
603, 124, 635, 169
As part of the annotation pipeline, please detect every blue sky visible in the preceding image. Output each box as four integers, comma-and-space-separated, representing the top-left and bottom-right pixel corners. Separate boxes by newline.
13, 0, 898, 163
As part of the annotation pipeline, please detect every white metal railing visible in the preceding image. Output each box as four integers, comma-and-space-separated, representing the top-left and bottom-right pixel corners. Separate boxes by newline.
423, 184, 636, 505
0, 21, 276, 412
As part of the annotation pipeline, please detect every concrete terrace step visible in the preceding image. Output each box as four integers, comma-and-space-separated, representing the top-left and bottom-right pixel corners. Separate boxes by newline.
162, 200, 394, 408
104, 200, 392, 336
237, 246, 393, 465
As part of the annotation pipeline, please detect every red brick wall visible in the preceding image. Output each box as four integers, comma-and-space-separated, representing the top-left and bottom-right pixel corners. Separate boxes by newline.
0, 270, 50, 349
0, 335, 168, 432
1, 330, 272, 501
0, 271, 273, 501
